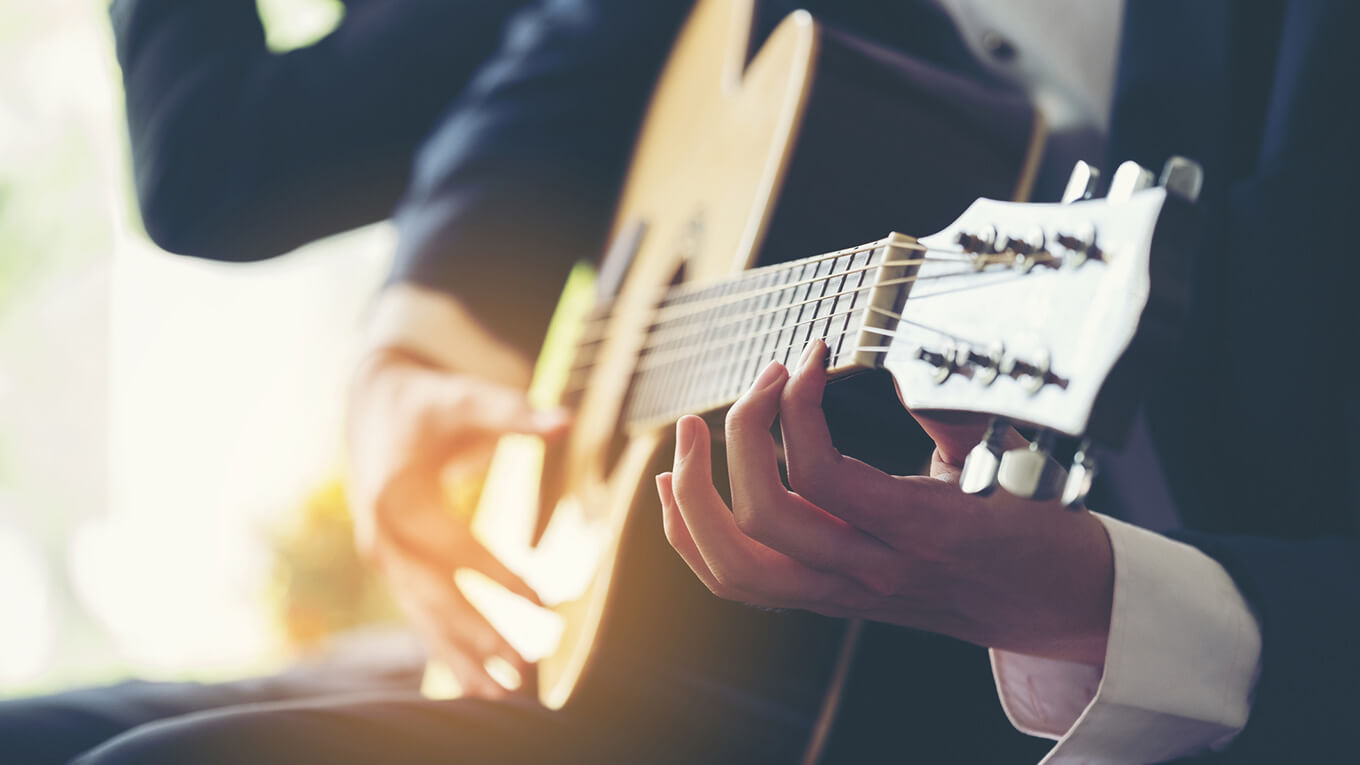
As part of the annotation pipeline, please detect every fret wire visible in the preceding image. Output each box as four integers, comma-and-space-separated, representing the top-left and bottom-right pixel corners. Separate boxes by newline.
580, 264, 1006, 393
631, 320, 868, 423
633, 300, 872, 379
673, 285, 704, 420
637, 265, 1001, 361
611, 294, 998, 408
744, 270, 768, 391
805, 257, 833, 367
837, 248, 872, 363
648, 254, 889, 329
631, 260, 909, 363
575, 243, 985, 349
661, 239, 893, 301
595, 309, 873, 406
782, 263, 805, 368
733, 278, 758, 402
715, 280, 741, 405
692, 283, 721, 412
603, 247, 949, 339
633, 261, 1011, 396
573, 248, 981, 352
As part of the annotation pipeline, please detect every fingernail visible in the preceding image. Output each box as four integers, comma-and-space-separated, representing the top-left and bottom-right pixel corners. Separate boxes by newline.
753, 360, 788, 390
802, 340, 827, 372
655, 473, 673, 503
675, 417, 695, 460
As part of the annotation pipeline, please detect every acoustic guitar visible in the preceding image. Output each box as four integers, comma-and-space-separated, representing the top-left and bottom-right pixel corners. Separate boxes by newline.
426, 1, 1199, 760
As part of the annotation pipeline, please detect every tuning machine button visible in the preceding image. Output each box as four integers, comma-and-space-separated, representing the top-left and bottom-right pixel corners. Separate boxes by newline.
1107, 161, 1155, 202
1159, 156, 1204, 203
960, 418, 1009, 495
1062, 439, 1098, 509
1061, 161, 1102, 203
997, 430, 1063, 500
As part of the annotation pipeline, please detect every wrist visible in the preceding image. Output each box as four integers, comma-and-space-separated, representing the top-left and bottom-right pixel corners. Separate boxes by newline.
359, 283, 531, 387
978, 506, 1113, 667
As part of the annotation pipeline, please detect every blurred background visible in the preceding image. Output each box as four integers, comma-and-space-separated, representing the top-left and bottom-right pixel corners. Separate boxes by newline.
0, 0, 398, 697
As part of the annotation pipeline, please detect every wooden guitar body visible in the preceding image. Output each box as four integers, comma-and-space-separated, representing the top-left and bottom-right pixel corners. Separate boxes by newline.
450, 0, 1042, 755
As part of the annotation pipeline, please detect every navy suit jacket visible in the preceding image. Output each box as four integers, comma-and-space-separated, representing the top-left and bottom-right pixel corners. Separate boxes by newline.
1114, 2, 1359, 760
111, 0, 529, 260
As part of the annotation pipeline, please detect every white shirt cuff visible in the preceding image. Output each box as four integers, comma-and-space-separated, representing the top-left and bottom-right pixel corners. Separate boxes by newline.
991, 513, 1262, 764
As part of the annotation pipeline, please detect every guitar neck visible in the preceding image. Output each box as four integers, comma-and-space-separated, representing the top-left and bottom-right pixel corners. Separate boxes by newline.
625, 234, 921, 428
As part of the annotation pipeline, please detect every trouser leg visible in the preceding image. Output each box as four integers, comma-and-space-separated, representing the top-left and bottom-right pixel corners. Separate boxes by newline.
0, 633, 424, 764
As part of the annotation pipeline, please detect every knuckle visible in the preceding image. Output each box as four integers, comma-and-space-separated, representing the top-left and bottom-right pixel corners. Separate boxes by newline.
661, 508, 682, 546
852, 566, 898, 599
725, 400, 766, 435
710, 560, 752, 592
783, 379, 820, 409
731, 503, 770, 540
789, 466, 834, 504
706, 580, 736, 600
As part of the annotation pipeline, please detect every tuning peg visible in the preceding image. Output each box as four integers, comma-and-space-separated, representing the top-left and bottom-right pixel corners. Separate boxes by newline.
1062, 439, 1098, 509
1107, 161, 1155, 202
1061, 161, 1102, 203
960, 418, 1008, 495
997, 430, 1063, 500
1159, 156, 1204, 203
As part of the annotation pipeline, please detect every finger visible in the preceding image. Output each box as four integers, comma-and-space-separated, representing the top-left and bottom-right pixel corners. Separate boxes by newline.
386, 547, 532, 677
780, 341, 917, 543
379, 483, 543, 606
899, 406, 1027, 469
379, 484, 473, 567
439, 645, 512, 701
459, 534, 545, 607
657, 472, 748, 601
672, 415, 877, 612
724, 358, 897, 590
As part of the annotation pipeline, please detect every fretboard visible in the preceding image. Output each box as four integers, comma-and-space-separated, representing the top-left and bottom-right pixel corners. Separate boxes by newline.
623, 234, 919, 427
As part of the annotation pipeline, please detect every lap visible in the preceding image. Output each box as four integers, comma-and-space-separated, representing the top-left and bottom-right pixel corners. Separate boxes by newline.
2, 657, 809, 764
73, 694, 589, 765
0, 631, 425, 764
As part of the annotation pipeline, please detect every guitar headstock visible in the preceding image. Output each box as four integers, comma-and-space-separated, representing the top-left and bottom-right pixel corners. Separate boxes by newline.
879, 159, 1201, 504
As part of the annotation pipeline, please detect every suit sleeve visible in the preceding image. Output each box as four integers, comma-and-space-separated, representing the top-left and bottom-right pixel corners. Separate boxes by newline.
387, 0, 692, 357
1154, 532, 1360, 763
110, 0, 523, 261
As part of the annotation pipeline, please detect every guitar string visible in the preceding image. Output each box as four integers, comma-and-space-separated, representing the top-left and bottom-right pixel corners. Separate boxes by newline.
596, 264, 1017, 369
625, 267, 1008, 382
623, 298, 1028, 421
627, 308, 1009, 421
562, 267, 1022, 400
633, 251, 1013, 342
572, 242, 987, 344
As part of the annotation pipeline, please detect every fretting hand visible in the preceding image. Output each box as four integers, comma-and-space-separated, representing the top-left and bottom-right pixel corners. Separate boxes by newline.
657, 340, 1115, 665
